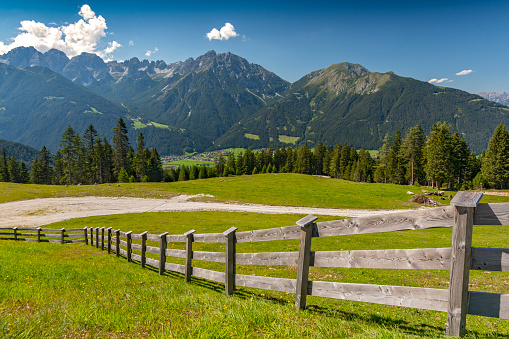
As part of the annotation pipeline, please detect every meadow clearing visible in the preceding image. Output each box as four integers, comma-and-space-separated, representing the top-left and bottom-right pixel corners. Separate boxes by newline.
1, 174, 509, 338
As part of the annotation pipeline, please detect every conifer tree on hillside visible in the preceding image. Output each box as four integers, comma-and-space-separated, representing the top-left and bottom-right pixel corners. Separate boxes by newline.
0, 148, 9, 182
113, 118, 130, 178
425, 122, 453, 189
400, 125, 425, 186
60, 125, 77, 185
482, 123, 509, 189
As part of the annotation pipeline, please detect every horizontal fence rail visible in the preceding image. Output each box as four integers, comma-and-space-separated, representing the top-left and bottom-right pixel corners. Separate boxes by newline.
2, 192, 509, 337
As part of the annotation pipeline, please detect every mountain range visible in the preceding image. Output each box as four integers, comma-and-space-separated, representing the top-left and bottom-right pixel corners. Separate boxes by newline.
478, 92, 509, 106
0, 46, 507, 154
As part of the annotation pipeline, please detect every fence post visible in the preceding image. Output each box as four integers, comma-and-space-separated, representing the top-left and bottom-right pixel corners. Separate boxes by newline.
84, 227, 88, 245
90, 227, 94, 246
115, 229, 120, 257
126, 231, 132, 262
61, 228, 65, 244
184, 230, 196, 282
159, 232, 169, 275
295, 215, 318, 310
140, 231, 148, 268
224, 227, 238, 295
37, 227, 42, 243
101, 227, 105, 250
95, 228, 99, 248
107, 227, 112, 253
447, 192, 482, 337
13, 227, 18, 241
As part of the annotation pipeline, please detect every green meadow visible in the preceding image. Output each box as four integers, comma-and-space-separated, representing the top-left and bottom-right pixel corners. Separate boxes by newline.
1, 176, 509, 337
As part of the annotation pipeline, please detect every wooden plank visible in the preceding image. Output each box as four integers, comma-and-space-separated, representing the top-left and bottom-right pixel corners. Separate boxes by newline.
146, 245, 160, 255
235, 274, 297, 293
471, 247, 509, 272
165, 262, 186, 274
38, 227, 42, 243
446, 206, 475, 337
119, 231, 127, 237
107, 227, 112, 254
101, 227, 105, 250
312, 248, 452, 270
132, 243, 142, 251
146, 234, 161, 241
131, 234, 143, 240
468, 291, 509, 320
165, 249, 186, 258
17, 233, 39, 236
131, 253, 142, 261
474, 203, 509, 226
63, 234, 84, 238
38, 234, 62, 238
119, 240, 127, 247
40, 228, 68, 232
297, 214, 319, 227
119, 249, 127, 256
159, 232, 168, 275
115, 230, 120, 257
236, 252, 299, 266
193, 233, 225, 243
140, 231, 147, 268
309, 281, 449, 312
146, 257, 159, 267
315, 207, 455, 238
236, 225, 301, 243
193, 251, 226, 263
295, 219, 313, 310
184, 230, 195, 283
224, 227, 237, 295
166, 234, 186, 243
67, 239, 86, 244
192, 267, 226, 283
450, 191, 483, 208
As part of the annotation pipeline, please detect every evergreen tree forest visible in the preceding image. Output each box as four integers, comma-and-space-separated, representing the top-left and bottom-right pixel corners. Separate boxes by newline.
0, 118, 163, 185
2, 121, 509, 190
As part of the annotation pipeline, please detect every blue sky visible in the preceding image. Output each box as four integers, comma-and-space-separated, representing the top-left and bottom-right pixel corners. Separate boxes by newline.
0, 1, 508, 94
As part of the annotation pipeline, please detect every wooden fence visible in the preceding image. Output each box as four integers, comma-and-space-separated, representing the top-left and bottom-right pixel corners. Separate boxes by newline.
2, 191, 509, 337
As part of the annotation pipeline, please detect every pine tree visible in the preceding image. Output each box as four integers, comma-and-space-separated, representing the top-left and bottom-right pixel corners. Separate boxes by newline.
0, 148, 9, 182
7, 156, 20, 183
83, 124, 97, 183
425, 122, 453, 189
30, 158, 45, 184
482, 123, 509, 188
378, 133, 392, 183
113, 118, 130, 178
133, 132, 148, 181
178, 165, 189, 181
39, 146, 53, 185
400, 125, 425, 185
60, 125, 77, 185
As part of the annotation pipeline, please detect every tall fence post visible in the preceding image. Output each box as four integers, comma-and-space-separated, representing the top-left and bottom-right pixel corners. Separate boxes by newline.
90, 227, 94, 246
126, 231, 132, 262
61, 228, 65, 244
224, 227, 238, 295
447, 192, 482, 337
101, 227, 105, 250
159, 232, 169, 275
37, 227, 42, 243
84, 227, 88, 245
184, 230, 196, 283
107, 227, 112, 253
115, 229, 120, 257
295, 215, 318, 310
95, 228, 99, 248
140, 231, 148, 268
13, 227, 18, 241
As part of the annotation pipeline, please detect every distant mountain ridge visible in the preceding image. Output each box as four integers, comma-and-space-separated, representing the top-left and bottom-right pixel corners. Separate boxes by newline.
1, 46, 508, 154
478, 92, 509, 106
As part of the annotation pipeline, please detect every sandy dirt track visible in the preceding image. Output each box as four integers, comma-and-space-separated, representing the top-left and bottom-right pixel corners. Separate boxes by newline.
0, 195, 418, 228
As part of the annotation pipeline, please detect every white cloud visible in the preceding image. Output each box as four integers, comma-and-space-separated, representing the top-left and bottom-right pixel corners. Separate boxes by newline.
145, 47, 159, 57
129, 40, 134, 46
206, 23, 239, 41
428, 78, 452, 84
0, 4, 121, 59
456, 69, 473, 76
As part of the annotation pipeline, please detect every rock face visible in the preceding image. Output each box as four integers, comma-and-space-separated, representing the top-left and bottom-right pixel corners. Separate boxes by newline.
478, 92, 509, 106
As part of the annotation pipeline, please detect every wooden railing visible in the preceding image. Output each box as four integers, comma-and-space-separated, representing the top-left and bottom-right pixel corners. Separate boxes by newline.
0, 227, 87, 243
2, 191, 509, 337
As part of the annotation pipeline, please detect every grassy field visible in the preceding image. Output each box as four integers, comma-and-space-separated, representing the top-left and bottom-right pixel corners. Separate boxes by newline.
1, 211, 509, 338
2, 173, 509, 208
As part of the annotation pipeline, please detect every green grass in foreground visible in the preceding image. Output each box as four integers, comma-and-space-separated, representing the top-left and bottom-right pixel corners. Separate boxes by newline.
1, 212, 508, 338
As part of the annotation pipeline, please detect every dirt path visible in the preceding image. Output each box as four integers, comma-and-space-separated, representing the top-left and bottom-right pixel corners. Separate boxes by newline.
0, 195, 420, 228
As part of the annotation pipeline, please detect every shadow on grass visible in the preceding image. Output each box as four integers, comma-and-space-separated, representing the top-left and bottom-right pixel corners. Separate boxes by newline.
102, 247, 504, 338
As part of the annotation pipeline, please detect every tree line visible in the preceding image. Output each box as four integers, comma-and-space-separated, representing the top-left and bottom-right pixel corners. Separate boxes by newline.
0, 118, 163, 185
2, 120, 509, 190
